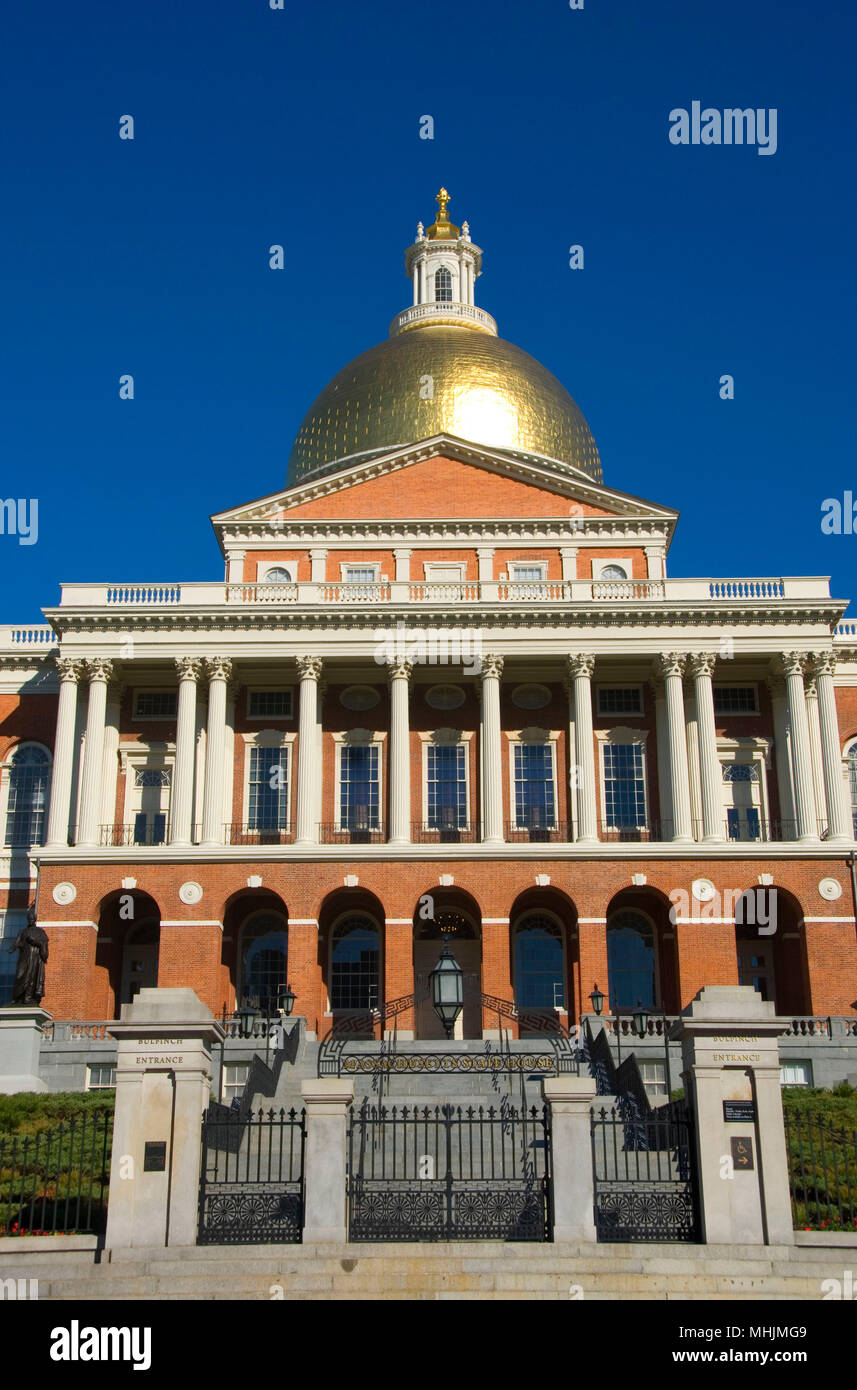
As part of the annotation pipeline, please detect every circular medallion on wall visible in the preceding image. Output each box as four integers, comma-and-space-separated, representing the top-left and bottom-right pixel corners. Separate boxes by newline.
692, 878, 716, 903
340, 685, 380, 711
425, 684, 465, 711
818, 877, 843, 902
52, 882, 77, 906
511, 683, 551, 711
179, 881, 203, 906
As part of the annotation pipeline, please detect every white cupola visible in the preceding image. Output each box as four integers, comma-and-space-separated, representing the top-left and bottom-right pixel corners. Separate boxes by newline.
390, 188, 497, 337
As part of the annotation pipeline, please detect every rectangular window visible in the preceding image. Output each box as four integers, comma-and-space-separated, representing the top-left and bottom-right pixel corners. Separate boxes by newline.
248, 746, 289, 831
638, 1060, 666, 1097
340, 744, 380, 830
513, 743, 556, 830
427, 743, 467, 829
344, 566, 377, 584
85, 1064, 116, 1091
247, 689, 293, 720
133, 811, 166, 845
780, 1060, 813, 1087
602, 743, 647, 828
510, 563, 546, 582
133, 690, 177, 720
713, 686, 759, 715
597, 687, 643, 716
222, 1063, 250, 1104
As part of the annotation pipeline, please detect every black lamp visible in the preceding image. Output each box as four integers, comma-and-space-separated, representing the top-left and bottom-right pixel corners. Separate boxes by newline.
633, 999, 649, 1040
277, 982, 296, 1017
430, 937, 464, 1039
589, 983, 604, 1017
237, 994, 260, 1038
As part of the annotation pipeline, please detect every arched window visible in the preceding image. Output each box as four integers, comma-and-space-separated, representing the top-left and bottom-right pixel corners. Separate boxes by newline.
263, 567, 292, 583
433, 267, 453, 303
600, 564, 628, 580
240, 911, 288, 1014
331, 915, 379, 1011
607, 910, 655, 1009
514, 914, 564, 1009
4, 744, 51, 849
849, 744, 857, 837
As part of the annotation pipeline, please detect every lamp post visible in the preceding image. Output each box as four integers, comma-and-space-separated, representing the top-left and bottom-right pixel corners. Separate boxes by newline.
237, 994, 260, 1041
430, 936, 464, 1039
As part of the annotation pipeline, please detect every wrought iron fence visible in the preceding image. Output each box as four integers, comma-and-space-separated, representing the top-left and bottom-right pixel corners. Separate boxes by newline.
784, 1110, 857, 1231
0, 1110, 113, 1236
198, 1106, 306, 1245
347, 1100, 552, 1242
591, 1102, 699, 1242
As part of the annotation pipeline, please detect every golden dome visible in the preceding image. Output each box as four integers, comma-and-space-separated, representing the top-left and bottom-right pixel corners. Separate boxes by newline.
287, 326, 602, 486
425, 186, 459, 241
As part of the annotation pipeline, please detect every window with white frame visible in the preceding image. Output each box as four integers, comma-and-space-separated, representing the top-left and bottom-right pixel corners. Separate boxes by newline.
246, 745, 289, 832
594, 561, 629, 580
133, 690, 177, 720
780, 1060, 813, 1087
3, 744, 51, 849
86, 1064, 116, 1091
222, 1063, 250, 1104
638, 1060, 667, 1097
260, 566, 292, 583
512, 736, 556, 831
247, 689, 293, 719
426, 740, 468, 830
713, 685, 759, 715
434, 266, 453, 302
509, 562, 546, 583
339, 741, 381, 831
601, 739, 648, 829
597, 686, 643, 716
424, 562, 465, 583
343, 565, 378, 585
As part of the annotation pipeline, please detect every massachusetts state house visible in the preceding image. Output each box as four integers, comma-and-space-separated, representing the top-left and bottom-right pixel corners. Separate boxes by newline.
2, 190, 856, 1088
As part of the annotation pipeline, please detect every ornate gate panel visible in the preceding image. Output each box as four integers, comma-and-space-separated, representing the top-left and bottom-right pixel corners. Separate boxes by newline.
591, 1101, 699, 1242
198, 1106, 305, 1245
347, 1101, 552, 1242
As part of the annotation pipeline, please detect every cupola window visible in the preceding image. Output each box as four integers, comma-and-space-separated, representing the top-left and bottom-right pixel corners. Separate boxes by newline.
433, 267, 453, 302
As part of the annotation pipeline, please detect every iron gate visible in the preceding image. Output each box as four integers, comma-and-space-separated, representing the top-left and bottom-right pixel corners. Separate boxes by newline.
347, 1100, 552, 1242
591, 1101, 699, 1242
198, 1106, 306, 1245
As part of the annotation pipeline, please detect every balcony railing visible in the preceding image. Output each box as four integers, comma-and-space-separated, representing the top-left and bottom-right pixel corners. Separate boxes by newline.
505, 820, 571, 843
318, 823, 385, 845
411, 822, 479, 844
52, 575, 835, 610
100, 823, 169, 847
224, 823, 295, 846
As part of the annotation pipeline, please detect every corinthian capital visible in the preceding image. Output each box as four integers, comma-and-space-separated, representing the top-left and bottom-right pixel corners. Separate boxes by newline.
55, 657, 82, 683
688, 652, 717, 681
386, 658, 413, 683
811, 651, 836, 680
175, 657, 203, 682
85, 658, 114, 684
775, 652, 808, 679
481, 654, 504, 680
567, 653, 595, 680
296, 655, 323, 682
205, 657, 233, 683
657, 653, 686, 680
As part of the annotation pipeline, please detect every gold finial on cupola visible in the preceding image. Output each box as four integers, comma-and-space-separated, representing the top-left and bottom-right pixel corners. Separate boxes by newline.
426, 186, 460, 240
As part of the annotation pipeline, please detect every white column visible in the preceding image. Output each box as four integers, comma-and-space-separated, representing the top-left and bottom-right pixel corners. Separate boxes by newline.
559, 547, 578, 582
690, 653, 725, 842
412, 263, 419, 305
309, 550, 327, 583
225, 549, 245, 584
480, 654, 504, 844
657, 654, 692, 842
46, 658, 82, 847
768, 675, 795, 831
171, 658, 201, 845
201, 658, 232, 846
804, 675, 826, 833
684, 685, 703, 836
476, 547, 494, 582
645, 546, 665, 579
568, 654, 597, 843
77, 659, 114, 847
777, 653, 817, 841
651, 676, 671, 837
813, 652, 853, 841
100, 680, 124, 833
564, 672, 578, 842
296, 656, 322, 844
388, 659, 412, 844
393, 548, 412, 582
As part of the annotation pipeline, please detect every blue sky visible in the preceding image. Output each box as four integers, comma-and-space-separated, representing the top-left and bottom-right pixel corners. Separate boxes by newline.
1, 0, 854, 620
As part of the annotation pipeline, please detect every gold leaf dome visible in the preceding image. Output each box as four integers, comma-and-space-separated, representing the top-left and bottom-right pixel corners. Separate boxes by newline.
287, 325, 602, 486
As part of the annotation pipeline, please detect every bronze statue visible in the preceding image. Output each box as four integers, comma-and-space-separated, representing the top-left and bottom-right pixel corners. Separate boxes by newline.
7, 905, 49, 1007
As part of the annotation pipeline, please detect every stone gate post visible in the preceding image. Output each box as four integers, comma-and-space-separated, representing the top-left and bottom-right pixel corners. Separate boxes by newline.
300, 1078, 355, 1242
542, 1075, 598, 1241
105, 987, 224, 1251
673, 985, 793, 1246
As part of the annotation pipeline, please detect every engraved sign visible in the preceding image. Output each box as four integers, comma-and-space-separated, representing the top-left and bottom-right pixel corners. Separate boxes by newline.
730, 1135, 754, 1170
143, 1141, 167, 1172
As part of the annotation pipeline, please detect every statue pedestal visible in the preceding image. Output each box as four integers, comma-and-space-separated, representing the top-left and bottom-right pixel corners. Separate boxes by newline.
0, 1006, 50, 1093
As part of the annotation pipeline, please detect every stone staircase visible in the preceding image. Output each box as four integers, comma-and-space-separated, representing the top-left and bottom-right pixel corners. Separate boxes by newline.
1, 1240, 849, 1300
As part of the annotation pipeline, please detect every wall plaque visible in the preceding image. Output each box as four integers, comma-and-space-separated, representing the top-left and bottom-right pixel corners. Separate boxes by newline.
723, 1100, 756, 1123
730, 1135, 754, 1171
143, 1141, 167, 1172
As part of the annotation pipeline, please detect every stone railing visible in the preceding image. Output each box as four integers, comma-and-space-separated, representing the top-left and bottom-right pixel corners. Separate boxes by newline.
389, 301, 498, 335
0, 624, 58, 650
41, 1021, 113, 1044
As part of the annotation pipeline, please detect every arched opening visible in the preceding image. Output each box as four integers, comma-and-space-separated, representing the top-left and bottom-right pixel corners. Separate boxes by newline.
412, 889, 482, 1040
95, 891, 161, 1018
433, 266, 453, 302
735, 887, 810, 1015
262, 566, 292, 583
513, 914, 564, 1010
330, 915, 381, 1030
239, 909, 289, 1014
4, 743, 51, 850
606, 909, 657, 1011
